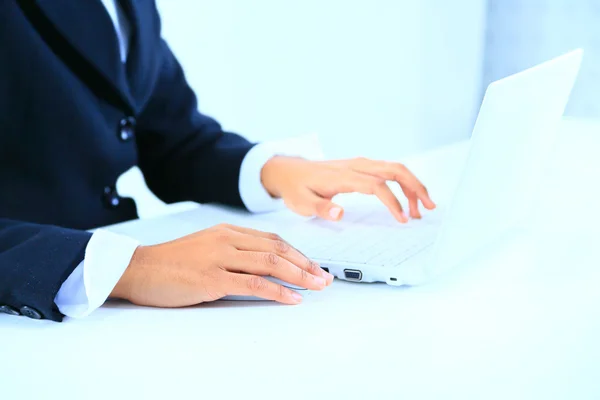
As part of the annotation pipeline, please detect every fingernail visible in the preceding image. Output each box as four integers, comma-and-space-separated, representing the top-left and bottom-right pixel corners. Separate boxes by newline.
400, 211, 408, 222
291, 292, 303, 303
319, 267, 334, 281
314, 262, 328, 278
326, 273, 334, 284
329, 207, 342, 220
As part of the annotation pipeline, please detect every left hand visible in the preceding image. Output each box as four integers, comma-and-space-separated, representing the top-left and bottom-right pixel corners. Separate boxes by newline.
261, 156, 436, 223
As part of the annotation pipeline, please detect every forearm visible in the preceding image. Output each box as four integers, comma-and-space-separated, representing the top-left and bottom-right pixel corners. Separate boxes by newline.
134, 36, 256, 207
139, 129, 254, 207
54, 229, 140, 318
0, 218, 91, 321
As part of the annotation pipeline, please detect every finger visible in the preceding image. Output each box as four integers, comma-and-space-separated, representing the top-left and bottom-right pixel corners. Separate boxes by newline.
372, 181, 408, 223
349, 158, 436, 210
408, 195, 421, 219
292, 189, 345, 222
222, 227, 334, 283
391, 169, 435, 210
331, 173, 408, 223
226, 251, 328, 290
220, 224, 284, 240
401, 186, 421, 219
228, 273, 304, 305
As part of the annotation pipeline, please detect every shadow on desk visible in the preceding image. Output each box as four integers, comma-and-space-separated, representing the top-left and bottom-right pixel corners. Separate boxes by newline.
101, 279, 411, 313
104, 298, 289, 312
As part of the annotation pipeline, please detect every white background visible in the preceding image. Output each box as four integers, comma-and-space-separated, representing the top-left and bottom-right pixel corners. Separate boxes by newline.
126, 0, 600, 218
154, 0, 600, 160
155, 0, 487, 160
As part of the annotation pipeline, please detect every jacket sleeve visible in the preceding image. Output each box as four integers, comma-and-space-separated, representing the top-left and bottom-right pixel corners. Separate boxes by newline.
135, 28, 255, 208
0, 218, 91, 322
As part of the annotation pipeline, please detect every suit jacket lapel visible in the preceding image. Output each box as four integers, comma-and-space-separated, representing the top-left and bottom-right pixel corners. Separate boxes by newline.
35, 0, 135, 111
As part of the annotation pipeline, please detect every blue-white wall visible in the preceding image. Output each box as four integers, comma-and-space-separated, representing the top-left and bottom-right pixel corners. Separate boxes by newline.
483, 0, 600, 118
155, 0, 487, 160
129, 1, 600, 217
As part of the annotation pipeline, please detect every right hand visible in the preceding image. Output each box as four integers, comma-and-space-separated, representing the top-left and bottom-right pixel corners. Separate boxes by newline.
110, 224, 334, 307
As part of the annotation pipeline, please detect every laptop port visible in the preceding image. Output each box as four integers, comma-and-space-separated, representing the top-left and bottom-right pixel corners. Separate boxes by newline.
344, 269, 362, 281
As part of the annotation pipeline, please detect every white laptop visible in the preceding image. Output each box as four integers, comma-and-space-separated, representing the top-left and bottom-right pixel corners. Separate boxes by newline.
279, 49, 584, 286
106, 49, 583, 290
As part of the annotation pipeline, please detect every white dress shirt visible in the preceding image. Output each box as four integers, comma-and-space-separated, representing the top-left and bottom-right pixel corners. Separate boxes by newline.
53, 0, 319, 318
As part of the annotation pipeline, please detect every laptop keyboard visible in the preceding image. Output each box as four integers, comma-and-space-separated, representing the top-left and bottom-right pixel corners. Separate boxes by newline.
292, 208, 442, 268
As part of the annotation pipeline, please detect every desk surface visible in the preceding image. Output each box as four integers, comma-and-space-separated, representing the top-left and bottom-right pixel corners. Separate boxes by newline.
2, 119, 600, 400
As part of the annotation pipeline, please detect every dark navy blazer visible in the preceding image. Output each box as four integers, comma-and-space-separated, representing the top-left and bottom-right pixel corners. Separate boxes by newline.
0, 0, 255, 321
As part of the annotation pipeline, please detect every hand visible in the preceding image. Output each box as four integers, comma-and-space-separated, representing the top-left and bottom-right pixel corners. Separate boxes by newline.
261, 156, 436, 223
110, 224, 334, 307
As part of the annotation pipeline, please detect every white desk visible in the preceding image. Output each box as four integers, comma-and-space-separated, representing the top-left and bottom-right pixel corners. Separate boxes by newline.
2, 118, 600, 400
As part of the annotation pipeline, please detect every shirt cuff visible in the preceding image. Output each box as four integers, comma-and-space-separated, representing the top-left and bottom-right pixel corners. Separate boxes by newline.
239, 133, 325, 214
54, 229, 140, 318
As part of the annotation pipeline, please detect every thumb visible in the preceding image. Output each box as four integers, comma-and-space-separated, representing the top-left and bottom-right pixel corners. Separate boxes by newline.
310, 195, 344, 221
286, 190, 345, 221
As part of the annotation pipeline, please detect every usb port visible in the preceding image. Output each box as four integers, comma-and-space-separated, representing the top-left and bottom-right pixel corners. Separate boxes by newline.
344, 269, 362, 281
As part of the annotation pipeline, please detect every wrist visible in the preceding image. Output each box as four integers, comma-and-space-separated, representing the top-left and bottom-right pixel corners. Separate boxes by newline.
110, 245, 147, 301
261, 156, 291, 198
261, 155, 308, 198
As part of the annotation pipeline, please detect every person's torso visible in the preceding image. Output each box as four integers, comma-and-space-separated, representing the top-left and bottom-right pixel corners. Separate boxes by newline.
0, 0, 162, 230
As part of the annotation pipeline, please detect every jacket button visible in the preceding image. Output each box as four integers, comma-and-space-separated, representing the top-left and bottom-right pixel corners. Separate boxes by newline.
119, 116, 136, 142
20, 306, 42, 320
103, 186, 121, 208
0, 305, 20, 316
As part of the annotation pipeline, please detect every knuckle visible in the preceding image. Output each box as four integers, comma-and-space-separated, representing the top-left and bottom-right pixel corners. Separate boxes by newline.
393, 164, 408, 178
264, 252, 280, 267
278, 284, 286, 300
390, 162, 406, 171
247, 276, 267, 293
273, 239, 290, 254
214, 229, 232, 242
307, 260, 320, 274
371, 179, 387, 192
268, 232, 283, 241
299, 268, 309, 282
